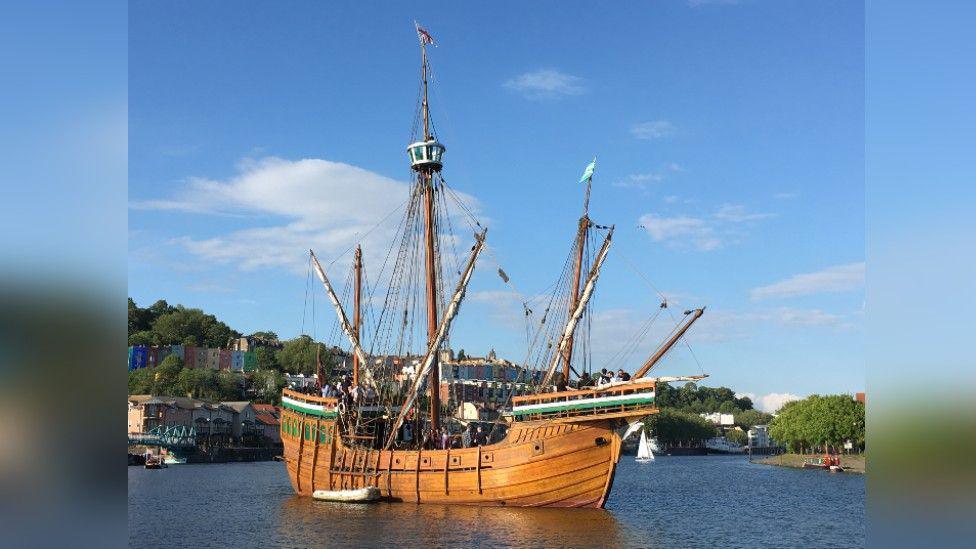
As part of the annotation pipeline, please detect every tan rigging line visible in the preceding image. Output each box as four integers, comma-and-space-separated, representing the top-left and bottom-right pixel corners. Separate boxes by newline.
614, 247, 670, 305
325, 197, 410, 270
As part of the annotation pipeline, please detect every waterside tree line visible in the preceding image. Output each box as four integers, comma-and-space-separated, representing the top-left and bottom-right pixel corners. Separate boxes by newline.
641, 382, 776, 448
128, 298, 339, 404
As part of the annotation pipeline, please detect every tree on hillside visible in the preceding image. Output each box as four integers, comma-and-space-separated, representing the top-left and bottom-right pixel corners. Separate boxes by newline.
727, 429, 749, 446
277, 335, 331, 375
152, 305, 240, 347
735, 409, 775, 430
255, 346, 281, 371
216, 370, 244, 401
654, 382, 753, 415
128, 367, 154, 395
128, 297, 154, 334
251, 369, 286, 404
152, 355, 184, 395
249, 331, 279, 344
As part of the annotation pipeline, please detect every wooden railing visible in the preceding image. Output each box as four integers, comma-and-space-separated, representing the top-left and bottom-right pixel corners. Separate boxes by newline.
281, 388, 339, 407
512, 380, 656, 407
510, 380, 657, 422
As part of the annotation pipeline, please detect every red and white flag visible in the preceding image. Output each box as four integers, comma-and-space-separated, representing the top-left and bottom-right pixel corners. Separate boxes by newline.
415, 23, 435, 46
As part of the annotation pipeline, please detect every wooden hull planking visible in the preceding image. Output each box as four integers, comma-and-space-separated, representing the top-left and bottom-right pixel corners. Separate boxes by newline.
280, 410, 627, 509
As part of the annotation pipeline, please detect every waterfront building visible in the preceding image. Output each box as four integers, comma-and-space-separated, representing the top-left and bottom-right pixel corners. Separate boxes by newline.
748, 424, 775, 448
700, 412, 735, 426
128, 395, 263, 445
253, 404, 282, 444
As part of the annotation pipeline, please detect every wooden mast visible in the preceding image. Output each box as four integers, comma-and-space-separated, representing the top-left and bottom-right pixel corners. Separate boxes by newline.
633, 308, 705, 379
352, 245, 362, 386
562, 173, 594, 381
419, 31, 441, 435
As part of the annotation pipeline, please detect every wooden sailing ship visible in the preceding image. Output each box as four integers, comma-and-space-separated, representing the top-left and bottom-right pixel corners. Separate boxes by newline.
280, 24, 706, 508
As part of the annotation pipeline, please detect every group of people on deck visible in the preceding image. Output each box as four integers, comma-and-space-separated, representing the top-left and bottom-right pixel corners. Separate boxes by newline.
419, 423, 491, 449
569, 368, 632, 391
319, 374, 377, 407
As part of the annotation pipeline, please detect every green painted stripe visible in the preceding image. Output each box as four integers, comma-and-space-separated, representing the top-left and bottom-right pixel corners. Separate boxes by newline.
512, 395, 655, 416
281, 399, 337, 418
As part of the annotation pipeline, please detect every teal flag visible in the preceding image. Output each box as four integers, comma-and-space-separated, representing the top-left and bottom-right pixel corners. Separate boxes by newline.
579, 158, 596, 183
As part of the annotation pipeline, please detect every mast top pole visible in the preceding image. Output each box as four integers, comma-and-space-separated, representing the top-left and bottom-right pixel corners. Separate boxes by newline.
407, 23, 445, 172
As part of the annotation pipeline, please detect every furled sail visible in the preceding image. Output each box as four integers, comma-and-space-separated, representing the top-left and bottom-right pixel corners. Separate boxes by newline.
309, 249, 374, 386
540, 227, 614, 387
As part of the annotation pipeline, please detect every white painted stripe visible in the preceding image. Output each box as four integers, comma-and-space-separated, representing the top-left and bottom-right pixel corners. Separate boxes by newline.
512, 391, 655, 413
281, 395, 329, 412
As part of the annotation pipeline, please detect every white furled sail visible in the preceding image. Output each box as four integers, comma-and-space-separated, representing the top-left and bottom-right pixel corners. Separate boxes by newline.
636, 429, 655, 462
540, 228, 614, 387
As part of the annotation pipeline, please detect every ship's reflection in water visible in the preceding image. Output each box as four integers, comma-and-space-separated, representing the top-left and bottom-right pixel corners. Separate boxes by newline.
277, 495, 628, 547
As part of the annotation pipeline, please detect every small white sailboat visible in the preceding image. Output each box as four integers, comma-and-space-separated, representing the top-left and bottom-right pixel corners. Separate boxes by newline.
636, 429, 655, 463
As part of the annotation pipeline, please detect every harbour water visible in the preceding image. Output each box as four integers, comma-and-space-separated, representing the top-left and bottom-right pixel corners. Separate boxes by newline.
128, 455, 864, 548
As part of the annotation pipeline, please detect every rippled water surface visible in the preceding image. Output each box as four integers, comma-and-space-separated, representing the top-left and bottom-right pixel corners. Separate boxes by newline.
128, 455, 864, 548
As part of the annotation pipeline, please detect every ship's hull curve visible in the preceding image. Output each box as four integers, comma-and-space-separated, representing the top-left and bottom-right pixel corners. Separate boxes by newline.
280, 411, 624, 509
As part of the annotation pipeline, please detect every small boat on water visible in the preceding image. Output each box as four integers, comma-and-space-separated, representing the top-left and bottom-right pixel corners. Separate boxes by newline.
312, 487, 381, 503
145, 455, 167, 469
802, 454, 843, 471
636, 430, 655, 463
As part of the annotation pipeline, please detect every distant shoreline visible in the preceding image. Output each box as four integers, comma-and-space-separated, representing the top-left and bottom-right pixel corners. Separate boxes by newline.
754, 453, 866, 474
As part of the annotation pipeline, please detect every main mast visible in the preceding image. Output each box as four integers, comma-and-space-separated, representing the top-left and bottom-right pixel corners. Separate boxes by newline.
408, 23, 447, 435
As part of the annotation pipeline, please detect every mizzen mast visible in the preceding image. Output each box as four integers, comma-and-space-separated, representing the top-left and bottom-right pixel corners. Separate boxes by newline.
352, 245, 362, 386
408, 23, 447, 434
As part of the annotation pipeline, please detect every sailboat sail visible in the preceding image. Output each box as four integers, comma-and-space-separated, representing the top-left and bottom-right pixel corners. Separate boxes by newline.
637, 430, 655, 462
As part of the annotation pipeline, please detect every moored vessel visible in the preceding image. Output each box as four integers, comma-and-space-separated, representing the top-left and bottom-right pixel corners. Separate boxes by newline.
279, 23, 708, 508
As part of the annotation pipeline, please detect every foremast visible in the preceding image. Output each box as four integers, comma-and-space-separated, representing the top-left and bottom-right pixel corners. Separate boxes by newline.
556, 159, 598, 384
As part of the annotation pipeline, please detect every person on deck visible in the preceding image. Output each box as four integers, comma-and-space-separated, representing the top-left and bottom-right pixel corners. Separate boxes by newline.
461, 426, 472, 448
579, 372, 593, 388
474, 425, 488, 446
598, 368, 612, 386
617, 369, 631, 382
440, 429, 449, 450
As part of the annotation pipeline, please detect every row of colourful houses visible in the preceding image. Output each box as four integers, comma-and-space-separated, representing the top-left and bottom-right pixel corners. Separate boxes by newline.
127, 345, 258, 372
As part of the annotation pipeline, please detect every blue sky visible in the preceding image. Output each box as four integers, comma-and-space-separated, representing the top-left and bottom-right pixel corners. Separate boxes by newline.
128, 0, 864, 411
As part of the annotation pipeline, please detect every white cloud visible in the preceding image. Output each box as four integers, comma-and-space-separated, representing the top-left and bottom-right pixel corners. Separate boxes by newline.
751, 262, 865, 300
631, 120, 675, 140
735, 392, 801, 413
503, 69, 585, 99
638, 203, 772, 251
713, 204, 775, 223
612, 172, 664, 189
188, 282, 234, 293
638, 213, 721, 251
132, 156, 479, 273
775, 307, 844, 327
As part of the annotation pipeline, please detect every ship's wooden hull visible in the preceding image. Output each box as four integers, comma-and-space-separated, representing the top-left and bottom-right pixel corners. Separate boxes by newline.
280, 411, 625, 508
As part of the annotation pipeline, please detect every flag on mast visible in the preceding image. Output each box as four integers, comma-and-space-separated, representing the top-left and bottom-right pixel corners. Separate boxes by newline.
415, 22, 435, 46
579, 158, 596, 184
